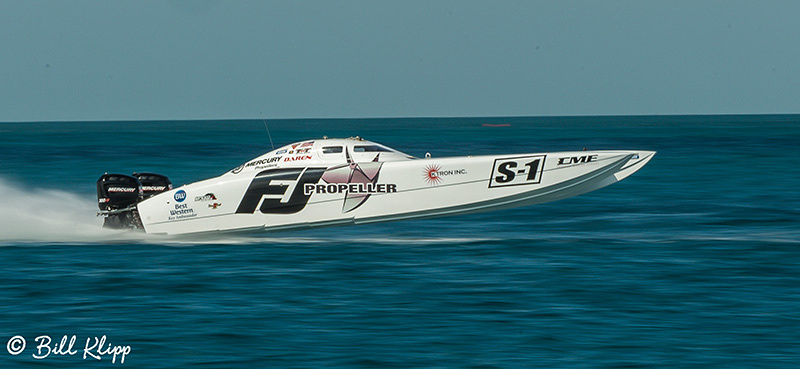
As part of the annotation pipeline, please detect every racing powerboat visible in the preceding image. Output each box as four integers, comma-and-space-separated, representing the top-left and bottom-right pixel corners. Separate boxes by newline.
97, 137, 655, 235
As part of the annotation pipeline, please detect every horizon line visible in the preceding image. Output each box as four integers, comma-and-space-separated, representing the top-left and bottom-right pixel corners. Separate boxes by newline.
2, 112, 800, 124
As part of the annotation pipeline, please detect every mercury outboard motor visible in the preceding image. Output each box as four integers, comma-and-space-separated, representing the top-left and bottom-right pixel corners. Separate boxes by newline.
97, 172, 172, 230
134, 172, 173, 199
97, 173, 142, 229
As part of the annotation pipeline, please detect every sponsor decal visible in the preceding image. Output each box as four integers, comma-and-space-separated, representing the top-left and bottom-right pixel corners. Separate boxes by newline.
274, 148, 310, 155
277, 141, 315, 155
557, 154, 598, 166
107, 187, 137, 193
423, 164, 442, 185
194, 193, 217, 202
489, 155, 546, 188
423, 164, 467, 186
284, 155, 312, 162
236, 167, 326, 214
174, 190, 187, 202
168, 203, 196, 220
208, 203, 222, 209
236, 149, 397, 215
304, 183, 397, 196
316, 149, 393, 213
232, 156, 283, 174
141, 185, 168, 192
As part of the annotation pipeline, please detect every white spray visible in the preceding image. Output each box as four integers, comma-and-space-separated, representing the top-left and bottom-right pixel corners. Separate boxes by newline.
0, 178, 118, 243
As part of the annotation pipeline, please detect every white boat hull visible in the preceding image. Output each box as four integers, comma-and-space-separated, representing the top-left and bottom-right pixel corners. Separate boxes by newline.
134, 140, 654, 235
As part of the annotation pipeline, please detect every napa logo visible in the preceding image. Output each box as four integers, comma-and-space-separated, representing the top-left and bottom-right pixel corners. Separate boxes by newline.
174, 190, 187, 202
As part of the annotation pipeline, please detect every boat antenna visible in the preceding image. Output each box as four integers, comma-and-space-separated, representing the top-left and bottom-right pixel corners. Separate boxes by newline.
263, 119, 275, 150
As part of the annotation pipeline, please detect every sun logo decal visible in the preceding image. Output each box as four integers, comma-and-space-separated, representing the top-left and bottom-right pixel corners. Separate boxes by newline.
423, 164, 442, 185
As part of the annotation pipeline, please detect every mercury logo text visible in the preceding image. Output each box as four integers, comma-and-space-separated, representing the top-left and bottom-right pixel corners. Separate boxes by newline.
107, 187, 136, 193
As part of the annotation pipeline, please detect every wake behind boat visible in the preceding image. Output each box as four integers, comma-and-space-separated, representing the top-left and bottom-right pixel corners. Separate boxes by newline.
97, 137, 655, 235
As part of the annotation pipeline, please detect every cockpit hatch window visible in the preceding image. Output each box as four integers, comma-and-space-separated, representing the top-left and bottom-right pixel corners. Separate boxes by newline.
322, 146, 343, 154
353, 145, 393, 153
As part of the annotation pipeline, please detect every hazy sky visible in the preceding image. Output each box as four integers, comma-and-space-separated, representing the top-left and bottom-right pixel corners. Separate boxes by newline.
2, 1, 799, 122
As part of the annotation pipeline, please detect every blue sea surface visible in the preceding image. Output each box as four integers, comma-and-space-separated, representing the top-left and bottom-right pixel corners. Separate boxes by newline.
0, 115, 798, 368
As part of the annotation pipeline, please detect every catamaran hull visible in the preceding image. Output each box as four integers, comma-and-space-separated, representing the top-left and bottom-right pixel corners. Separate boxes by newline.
134, 150, 655, 235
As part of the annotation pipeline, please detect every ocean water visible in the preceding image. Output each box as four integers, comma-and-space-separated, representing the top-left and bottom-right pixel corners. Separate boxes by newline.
0, 115, 798, 368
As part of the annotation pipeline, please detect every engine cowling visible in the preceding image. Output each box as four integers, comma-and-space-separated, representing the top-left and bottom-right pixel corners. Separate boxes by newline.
97, 173, 172, 230
97, 173, 142, 211
134, 172, 173, 199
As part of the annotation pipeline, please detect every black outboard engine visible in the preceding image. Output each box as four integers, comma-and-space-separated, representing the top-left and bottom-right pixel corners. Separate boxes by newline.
97, 172, 172, 230
97, 173, 142, 229
134, 172, 173, 199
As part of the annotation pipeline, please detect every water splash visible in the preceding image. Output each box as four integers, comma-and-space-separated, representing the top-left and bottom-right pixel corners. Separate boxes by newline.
0, 178, 123, 244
